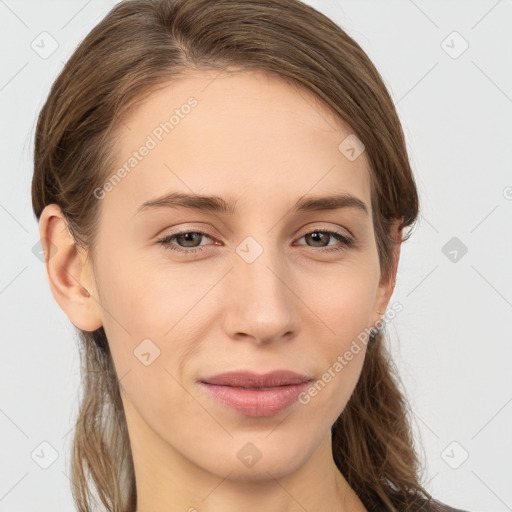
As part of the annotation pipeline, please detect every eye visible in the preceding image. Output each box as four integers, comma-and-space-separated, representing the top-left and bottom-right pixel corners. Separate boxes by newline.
294, 229, 354, 253
157, 230, 216, 254
156, 228, 354, 255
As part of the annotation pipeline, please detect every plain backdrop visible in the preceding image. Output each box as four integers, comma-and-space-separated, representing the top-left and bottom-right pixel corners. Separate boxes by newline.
1, 0, 511, 511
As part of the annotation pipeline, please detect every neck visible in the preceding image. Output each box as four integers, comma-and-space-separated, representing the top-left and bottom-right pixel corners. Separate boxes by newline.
124, 399, 367, 512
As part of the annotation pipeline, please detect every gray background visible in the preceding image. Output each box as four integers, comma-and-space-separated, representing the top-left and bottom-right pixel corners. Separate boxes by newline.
1, 0, 511, 510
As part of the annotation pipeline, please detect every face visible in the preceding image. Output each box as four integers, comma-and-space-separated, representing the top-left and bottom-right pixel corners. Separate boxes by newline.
64, 69, 396, 481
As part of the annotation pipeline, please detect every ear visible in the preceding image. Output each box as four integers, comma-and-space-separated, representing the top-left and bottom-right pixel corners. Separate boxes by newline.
371, 217, 403, 327
38, 204, 103, 332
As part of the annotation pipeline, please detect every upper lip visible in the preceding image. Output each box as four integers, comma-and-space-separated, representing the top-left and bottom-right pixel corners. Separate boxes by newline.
201, 370, 312, 388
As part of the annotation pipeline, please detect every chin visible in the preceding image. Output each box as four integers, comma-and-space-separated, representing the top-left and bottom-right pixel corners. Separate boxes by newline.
199, 434, 313, 481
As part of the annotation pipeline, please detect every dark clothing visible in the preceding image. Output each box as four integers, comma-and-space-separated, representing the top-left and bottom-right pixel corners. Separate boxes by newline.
424, 499, 469, 512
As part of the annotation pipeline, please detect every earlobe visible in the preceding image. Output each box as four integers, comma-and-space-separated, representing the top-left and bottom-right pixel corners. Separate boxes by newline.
38, 204, 103, 332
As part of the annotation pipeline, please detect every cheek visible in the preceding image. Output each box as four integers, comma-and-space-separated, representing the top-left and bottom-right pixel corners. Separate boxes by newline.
97, 249, 183, 335
94, 255, 199, 430
287, 264, 377, 417
91, 251, 175, 382
305, 261, 379, 338
94, 248, 220, 404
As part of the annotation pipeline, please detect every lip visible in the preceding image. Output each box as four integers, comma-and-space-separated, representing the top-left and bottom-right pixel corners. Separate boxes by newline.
199, 370, 313, 417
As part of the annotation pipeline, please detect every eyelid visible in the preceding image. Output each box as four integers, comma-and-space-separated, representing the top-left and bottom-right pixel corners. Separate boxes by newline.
157, 225, 219, 242
156, 223, 352, 242
156, 223, 355, 255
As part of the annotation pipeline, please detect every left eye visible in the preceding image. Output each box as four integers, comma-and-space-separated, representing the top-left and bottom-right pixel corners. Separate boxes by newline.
157, 229, 354, 255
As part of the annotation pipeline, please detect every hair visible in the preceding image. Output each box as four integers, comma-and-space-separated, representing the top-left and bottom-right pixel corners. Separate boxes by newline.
31, 1, 437, 511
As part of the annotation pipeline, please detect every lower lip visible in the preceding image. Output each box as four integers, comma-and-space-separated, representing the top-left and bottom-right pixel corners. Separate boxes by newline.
200, 381, 310, 417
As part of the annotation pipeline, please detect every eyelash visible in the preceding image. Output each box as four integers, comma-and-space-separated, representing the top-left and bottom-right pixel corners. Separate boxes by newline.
156, 228, 354, 255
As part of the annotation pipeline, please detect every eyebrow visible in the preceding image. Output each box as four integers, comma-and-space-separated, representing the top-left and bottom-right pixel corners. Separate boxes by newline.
135, 191, 369, 217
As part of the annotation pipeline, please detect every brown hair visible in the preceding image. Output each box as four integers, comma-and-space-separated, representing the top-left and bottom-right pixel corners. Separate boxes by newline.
32, 1, 435, 510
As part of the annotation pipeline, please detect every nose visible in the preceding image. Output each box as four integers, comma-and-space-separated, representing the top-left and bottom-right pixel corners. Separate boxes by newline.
222, 241, 299, 346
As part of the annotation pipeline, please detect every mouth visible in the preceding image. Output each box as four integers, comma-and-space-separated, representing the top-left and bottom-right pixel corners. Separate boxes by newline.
200, 369, 312, 388
199, 370, 313, 417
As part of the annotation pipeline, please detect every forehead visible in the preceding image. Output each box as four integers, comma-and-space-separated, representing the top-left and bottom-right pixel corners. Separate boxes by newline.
104, 68, 372, 220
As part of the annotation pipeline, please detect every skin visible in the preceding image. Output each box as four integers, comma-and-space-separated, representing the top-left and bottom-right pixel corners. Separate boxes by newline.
40, 68, 403, 512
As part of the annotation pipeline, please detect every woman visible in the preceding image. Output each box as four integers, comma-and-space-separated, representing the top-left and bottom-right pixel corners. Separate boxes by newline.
32, 0, 469, 511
